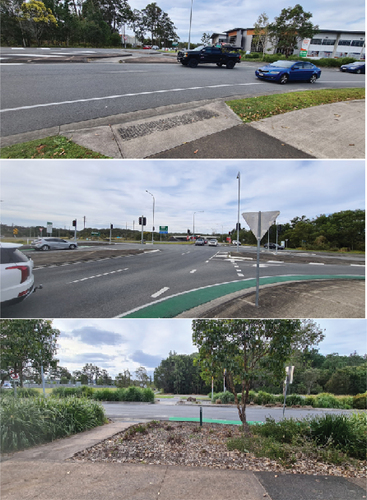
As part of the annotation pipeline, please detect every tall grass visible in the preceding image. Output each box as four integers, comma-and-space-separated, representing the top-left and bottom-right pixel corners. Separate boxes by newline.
1, 396, 107, 453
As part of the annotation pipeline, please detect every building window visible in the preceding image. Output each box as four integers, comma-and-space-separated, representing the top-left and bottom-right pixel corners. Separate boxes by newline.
311, 38, 322, 45
322, 39, 336, 45
338, 40, 351, 46
229, 35, 237, 44
351, 40, 365, 47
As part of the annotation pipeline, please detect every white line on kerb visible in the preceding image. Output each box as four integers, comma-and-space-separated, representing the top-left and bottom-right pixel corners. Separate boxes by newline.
151, 287, 170, 298
0, 82, 263, 113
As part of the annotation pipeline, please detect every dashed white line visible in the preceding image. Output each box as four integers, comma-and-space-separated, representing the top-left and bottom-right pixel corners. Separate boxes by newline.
151, 287, 170, 298
190, 269, 197, 274
0, 82, 263, 113
68, 268, 128, 283
309, 262, 325, 266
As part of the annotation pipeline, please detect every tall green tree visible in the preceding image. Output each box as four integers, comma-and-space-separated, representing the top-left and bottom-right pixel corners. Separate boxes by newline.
192, 319, 324, 428
252, 12, 270, 57
115, 369, 132, 387
18, 0, 58, 46
0, 320, 60, 387
268, 4, 318, 57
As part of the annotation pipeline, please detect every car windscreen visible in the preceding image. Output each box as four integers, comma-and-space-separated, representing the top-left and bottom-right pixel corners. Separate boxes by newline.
270, 61, 295, 68
1, 248, 29, 264
191, 46, 205, 51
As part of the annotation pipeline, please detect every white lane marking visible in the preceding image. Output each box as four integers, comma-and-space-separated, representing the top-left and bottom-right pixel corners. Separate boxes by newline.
151, 287, 170, 298
350, 264, 365, 267
0, 63, 24, 65
0, 82, 264, 113
267, 260, 284, 263
309, 262, 325, 265
237, 273, 244, 277
190, 269, 197, 274
68, 267, 128, 283
4, 53, 63, 58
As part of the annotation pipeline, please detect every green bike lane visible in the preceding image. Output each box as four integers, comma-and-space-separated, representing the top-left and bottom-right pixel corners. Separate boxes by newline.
118, 274, 365, 318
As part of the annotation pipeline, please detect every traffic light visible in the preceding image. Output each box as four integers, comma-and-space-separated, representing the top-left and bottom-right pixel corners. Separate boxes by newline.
236, 223, 241, 231
139, 217, 147, 226
278, 224, 283, 233
110, 224, 113, 229
187, 229, 191, 235
72, 220, 76, 227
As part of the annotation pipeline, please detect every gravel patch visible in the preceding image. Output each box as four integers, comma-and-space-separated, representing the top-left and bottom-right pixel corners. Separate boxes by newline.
68, 421, 366, 478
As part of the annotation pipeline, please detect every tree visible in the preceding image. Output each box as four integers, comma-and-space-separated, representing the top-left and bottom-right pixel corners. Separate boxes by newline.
252, 12, 270, 57
268, 4, 318, 57
81, 363, 102, 384
141, 2, 177, 46
201, 32, 211, 45
18, 0, 58, 46
0, 320, 60, 387
192, 319, 324, 428
115, 369, 132, 387
134, 366, 149, 387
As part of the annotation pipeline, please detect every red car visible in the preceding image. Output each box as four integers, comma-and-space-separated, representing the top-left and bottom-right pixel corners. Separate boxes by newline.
143, 45, 152, 49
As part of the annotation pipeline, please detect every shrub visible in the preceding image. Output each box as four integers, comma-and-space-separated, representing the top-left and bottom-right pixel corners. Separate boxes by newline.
304, 395, 315, 406
256, 391, 276, 405
52, 386, 94, 398
353, 393, 367, 409
124, 386, 142, 402
93, 389, 119, 401
248, 390, 257, 402
285, 394, 304, 406
309, 413, 367, 460
0, 387, 39, 398
0, 396, 106, 453
141, 388, 155, 403
253, 417, 309, 444
313, 393, 343, 409
212, 391, 234, 404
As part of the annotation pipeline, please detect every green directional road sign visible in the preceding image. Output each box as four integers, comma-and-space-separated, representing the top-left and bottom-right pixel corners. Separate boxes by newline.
160, 226, 168, 234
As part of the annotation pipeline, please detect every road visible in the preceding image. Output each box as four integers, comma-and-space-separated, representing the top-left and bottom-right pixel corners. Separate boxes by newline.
1, 54, 365, 137
1, 243, 364, 318
102, 399, 358, 423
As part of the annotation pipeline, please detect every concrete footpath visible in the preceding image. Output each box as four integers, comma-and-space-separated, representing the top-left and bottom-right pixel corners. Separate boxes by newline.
1, 421, 366, 500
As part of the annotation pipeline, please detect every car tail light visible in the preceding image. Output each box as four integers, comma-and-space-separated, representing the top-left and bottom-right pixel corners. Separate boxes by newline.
6, 265, 30, 283
239, 55, 241, 60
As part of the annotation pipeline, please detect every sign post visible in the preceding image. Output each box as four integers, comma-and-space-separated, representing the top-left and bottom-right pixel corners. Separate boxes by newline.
242, 211, 280, 306
47, 222, 53, 236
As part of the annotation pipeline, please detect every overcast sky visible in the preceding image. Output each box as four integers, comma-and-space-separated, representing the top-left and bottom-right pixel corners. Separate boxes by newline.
52, 319, 367, 378
2, 160, 364, 235
126, 0, 365, 43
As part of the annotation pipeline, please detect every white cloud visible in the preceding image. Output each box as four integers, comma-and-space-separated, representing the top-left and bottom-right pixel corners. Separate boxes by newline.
2, 160, 364, 233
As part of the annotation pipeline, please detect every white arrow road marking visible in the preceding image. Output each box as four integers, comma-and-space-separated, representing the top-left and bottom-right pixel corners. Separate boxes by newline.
190, 269, 197, 274
151, 287, 170, 298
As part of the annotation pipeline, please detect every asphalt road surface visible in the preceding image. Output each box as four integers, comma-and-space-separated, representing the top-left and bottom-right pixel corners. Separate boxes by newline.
1, 244, 364, 318
1, 57, 364, 137
102, 400, 359, 423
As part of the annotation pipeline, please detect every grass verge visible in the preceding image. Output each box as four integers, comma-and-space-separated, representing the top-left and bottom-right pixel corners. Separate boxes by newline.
1, 135, 111, 159
226, 88, 365, 123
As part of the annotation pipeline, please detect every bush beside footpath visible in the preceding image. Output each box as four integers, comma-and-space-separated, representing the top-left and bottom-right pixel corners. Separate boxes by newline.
240, 52, 358, 68
211, 390, 367, 409
0, 396, 107, 453
51, 385, 155, 402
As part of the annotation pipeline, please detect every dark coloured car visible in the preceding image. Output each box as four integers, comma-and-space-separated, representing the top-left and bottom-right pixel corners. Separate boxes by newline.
255, 60, 321, 84
264, 243, 284, 250
340, 62, 365, 74
177, 44, 241, 69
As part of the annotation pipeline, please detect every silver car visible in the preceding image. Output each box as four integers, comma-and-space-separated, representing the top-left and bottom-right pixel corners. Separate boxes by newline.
208, 239, 218, 246
31, 237, 78, 251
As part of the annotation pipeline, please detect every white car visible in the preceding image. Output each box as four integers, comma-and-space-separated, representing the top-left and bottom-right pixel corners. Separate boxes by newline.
1, 243, 35, 305
31, 237, 78, 251
208, 239, 218, 246
232, 240, 242, 246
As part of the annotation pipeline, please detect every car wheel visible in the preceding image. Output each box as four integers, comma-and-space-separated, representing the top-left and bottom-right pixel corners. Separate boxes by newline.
41, 245, 50, 251
279, 74, 288, 84
188, 59, 198, 68
356, 69, 361, 74
226, 60, 235, 69
216, 62, 223, 67
69, 244, 76, 249
309, 74, 317, 83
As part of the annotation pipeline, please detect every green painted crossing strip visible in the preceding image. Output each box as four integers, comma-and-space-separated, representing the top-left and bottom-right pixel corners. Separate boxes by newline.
169, 416, 261, 425
119, 274, 364, 318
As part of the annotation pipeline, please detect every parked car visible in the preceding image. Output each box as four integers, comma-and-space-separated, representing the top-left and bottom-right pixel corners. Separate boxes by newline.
31, 237, 78, 251
255, 60, 321, 84
208, 239, 218, 246
195, 238, 205, 246
177, 44, 241, 69
151, 45, 159, 50
340, 62, 365, 74
1, 243, 35, 305
264, 243, 284, 250
143, 45, 152, 49
2, 381, 12, 389
232, 240, 241, 246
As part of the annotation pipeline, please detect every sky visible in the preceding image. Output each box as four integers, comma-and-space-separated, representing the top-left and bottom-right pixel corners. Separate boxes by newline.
52, 319, 367, 378
1, 160, 365, 235
125, 0, 365, 43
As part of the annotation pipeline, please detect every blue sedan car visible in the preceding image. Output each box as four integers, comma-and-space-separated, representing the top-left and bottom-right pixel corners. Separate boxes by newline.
255, 60, 321, 84
340, 62, 365, 74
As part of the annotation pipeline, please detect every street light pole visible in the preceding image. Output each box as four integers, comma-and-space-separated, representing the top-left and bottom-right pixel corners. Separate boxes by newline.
146, 190, 155, 244
236, 172, 240, 252
188, 0, 194, 50
193, 211, 204, 238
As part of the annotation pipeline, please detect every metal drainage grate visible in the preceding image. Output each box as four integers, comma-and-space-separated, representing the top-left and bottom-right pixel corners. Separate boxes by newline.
117, 109, 219, 141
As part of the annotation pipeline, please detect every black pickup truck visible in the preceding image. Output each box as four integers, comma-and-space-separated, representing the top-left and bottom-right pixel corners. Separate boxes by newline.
177, 44, 241, 69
